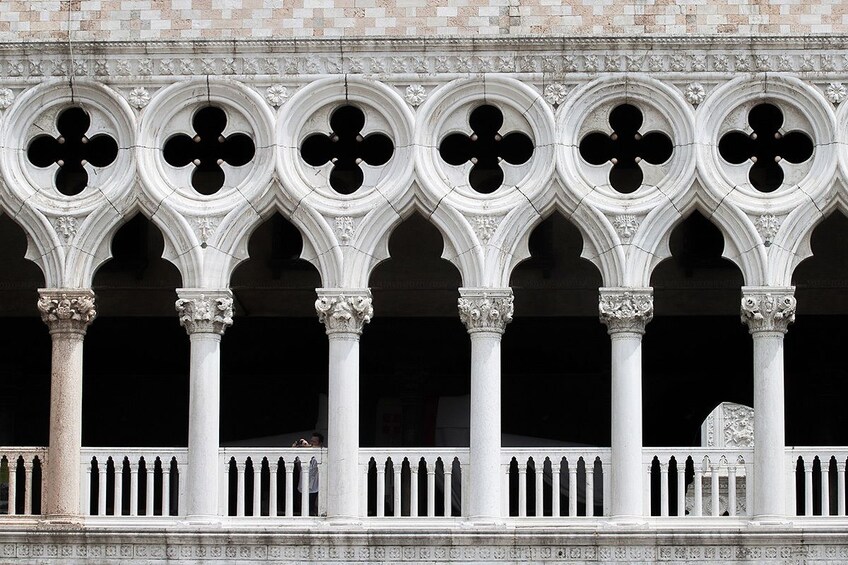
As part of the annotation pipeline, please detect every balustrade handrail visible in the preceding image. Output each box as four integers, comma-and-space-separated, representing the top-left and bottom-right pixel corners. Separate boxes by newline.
359, 447, 468, 465
502, 447, 611, 464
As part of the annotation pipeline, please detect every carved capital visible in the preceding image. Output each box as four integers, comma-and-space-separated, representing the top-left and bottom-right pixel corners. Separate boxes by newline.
458, 288, 513, 334
599, 288, 653, 334
175, 289, 233, 335
37, 289, 97, 334
315, 289, 373, 335
740, 287, 796, 334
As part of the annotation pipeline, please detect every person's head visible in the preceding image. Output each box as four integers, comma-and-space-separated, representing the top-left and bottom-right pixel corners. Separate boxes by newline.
309, 432, 324, 447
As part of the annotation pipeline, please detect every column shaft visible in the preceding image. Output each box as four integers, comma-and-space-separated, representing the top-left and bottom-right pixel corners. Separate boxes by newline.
610, 330, 643, 518
469, 330, 502, 519
327, 333, 360, 518
187, 332, 223, 518
46, 331, 86, 518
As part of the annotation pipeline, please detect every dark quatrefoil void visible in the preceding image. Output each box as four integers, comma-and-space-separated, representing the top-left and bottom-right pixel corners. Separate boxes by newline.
718, 103, 814, 193
163, 106, 256, 195
300, 105, 394, 195
27, 106, 119, 196
439, 104, 534, 194
579, 103, 673, 194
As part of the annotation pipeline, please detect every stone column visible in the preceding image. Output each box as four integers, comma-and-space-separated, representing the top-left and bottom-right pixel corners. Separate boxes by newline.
740, 287, 795, 521
458, 288, 513, 521
176, 289, 233, 520
599, 288, 653, 521
37, 289, 97, 521
315, 289, 372, 520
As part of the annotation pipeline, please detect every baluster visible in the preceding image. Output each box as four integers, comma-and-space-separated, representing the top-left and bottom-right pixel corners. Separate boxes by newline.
114, 462, 123, 516
552, 460, 561, 517
602, 460, 611, 517
284, 461, 294, 517
146, 462, 155, 516
410, 464, 419, 518
178, 462, 187, 516
269, 459, 278, 517
568, 461, 577, 517
838, 462, 846, 516
162, 464, 171, 517
376, 461, 385, 517
534, 460, 543, 517
394, 463, 402, 517
804, 461, 813, 516
21, 458, 32, 515
427, 464, 436, 517
727, 465, 737, 517
253, 460, 262, 517
693, 464, 703, 517
585, 461, 594, 517
219, 460, 229, 516
8, 458, 17, 516
130, 464, 139, 516
360, 462, 368, 517
444, 467, 453, 517
710, 462, 719, 517
501, 464, 509, 517
300, 458, 310, 517
676, 461, 686, 517
518, 461, 527, 517
659, 460, 669, 517
644, 464, 651, 517
236, 462, 245, 517
820, 458, 830, 516
97, 461, 107, 516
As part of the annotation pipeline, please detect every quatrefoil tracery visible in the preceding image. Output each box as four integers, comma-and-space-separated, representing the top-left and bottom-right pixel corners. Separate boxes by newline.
27, 106, 118, 196
439, 104, 534, 194
718, 103, 814, 193
579, 103, 673, 194
163, 106, 256, 195
300, 105, 394, 195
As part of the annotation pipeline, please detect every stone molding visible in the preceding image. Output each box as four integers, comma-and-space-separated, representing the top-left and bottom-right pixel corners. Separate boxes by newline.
37, 289, 97, 334
458, 288, 514, 334
175, 289, 234, 335
2, 38, 848, 78
598, 288, 653, 335
1, 528, 847, 563
315, 289, 373, 336
740, 287, 796, 334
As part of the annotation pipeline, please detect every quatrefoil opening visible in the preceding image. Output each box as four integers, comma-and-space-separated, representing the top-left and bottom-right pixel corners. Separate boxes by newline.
578, 103, 673, 194
163, 106, 256, 196
27, 106, 118, 196
439, 104, 534, 194
300, 105, 394, 195
718, 103, 814, 193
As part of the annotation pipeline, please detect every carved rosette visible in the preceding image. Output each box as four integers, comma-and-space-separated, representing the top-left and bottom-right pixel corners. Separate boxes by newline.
175, 290, 234, 335
37, 289, 97, 334
598, 288, 653, 334
315, 289, 373, 335
457, 288, 514, 334
740, 287, 796, 334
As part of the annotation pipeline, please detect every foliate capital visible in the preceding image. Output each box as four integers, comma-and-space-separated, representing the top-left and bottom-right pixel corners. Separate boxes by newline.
599, 288, 653, 334
315, 289, 373, 335
37, 289, 97, 333
458, 288, 514, 334
740, 287, 796, 334
175, 289, 233, 335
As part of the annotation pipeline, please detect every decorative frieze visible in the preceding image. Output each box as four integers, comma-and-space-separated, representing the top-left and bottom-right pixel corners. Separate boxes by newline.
175, 290, 234, 335
598, 288, 653, 334
740, 287, 796, 334
315, 290, 373, 335
458, 288, 514, 334
37, 289, 97, 333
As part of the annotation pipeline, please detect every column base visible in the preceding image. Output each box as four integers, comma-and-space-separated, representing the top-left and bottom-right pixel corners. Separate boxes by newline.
749, 516, 794, 527
325, 516, 363, 527
605, 515, 649, 528
181, 515, 224, 527
40, 515, 85, 529
464, 516, 507, 527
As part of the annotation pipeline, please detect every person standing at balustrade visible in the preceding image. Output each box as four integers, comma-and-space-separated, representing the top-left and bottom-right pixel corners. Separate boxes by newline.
292, 432, 324, 515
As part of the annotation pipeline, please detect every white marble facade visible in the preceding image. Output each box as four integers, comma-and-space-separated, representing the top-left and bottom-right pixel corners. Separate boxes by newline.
1, 34, 848, 563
